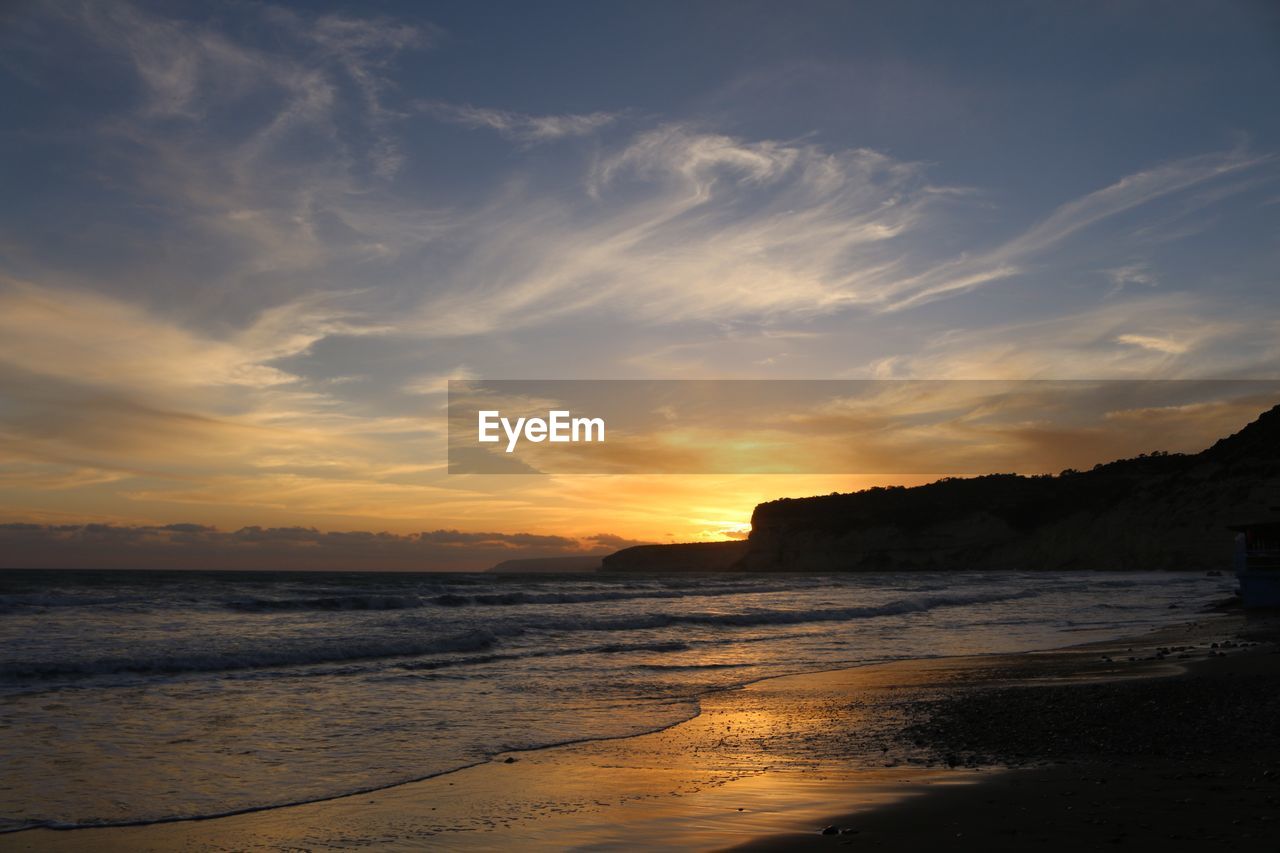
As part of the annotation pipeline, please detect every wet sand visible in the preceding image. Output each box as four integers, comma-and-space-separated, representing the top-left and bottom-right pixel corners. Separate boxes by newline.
736, 608, 1280, 852
5, 608, 1277, 851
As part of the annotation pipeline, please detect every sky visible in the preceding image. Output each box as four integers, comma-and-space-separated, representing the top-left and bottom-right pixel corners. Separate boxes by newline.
1, 0, 1279, 569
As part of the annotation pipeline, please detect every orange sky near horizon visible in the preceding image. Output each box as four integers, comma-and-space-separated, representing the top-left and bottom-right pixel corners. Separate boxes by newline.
4, 2, 1280, 570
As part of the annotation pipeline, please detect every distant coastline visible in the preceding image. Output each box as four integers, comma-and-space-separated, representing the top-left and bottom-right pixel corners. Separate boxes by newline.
487, 555, 604, 573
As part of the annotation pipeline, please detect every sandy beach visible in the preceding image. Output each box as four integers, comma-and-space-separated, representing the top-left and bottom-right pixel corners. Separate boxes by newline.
3, 603, 1275, 852
737, 606, 1280, 851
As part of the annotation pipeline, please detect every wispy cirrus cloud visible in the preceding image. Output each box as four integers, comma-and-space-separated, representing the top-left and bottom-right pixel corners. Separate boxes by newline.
403, 127, 1277, 337
422, 101, 620, 143
880, 149, 1273, 311
868, 292, 1277, 379
0, 278, 373, 392
75, 0, 426, 136
408, 124, 946, 336
1116, 333, 1190, 355
41, 0, 437, 308
1000, 151, 1267, 256
1103, 262, 1159, 294
27, 3, 1275, 348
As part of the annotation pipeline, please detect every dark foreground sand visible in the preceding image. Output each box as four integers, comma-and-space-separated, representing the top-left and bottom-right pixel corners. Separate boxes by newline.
5, 607, 1278, 852
735, 608, 1280, 852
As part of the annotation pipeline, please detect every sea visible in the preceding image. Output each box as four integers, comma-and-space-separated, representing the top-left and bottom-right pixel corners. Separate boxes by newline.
0, 568, 1235, 832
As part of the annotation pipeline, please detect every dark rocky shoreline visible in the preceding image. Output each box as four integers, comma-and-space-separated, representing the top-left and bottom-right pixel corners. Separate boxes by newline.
736, 608, 1280, 851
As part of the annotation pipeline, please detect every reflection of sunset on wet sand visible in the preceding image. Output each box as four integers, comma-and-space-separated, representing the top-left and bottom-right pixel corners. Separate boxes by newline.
10, 654, 995, 850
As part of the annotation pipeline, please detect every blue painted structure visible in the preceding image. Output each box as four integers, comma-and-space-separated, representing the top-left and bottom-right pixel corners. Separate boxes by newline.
1231, 521, 1280, 608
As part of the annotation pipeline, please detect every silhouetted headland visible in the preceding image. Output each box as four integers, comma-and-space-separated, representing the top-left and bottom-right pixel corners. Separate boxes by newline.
599, 540, 748, 572
604, 403, 1280, 573
487, 555, 604, 573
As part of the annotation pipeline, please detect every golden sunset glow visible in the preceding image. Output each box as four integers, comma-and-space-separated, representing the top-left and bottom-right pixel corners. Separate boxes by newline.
2, 2, 1278, 571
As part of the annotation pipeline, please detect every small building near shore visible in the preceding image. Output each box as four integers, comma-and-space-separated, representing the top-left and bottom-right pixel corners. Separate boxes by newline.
1230, 520, 1280, 608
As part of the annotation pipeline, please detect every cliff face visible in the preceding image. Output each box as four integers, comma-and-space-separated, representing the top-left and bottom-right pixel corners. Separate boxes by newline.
741, 405, 1280, 572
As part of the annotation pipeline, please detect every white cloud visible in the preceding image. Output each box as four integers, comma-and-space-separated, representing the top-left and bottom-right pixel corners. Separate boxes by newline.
0, 278, 378, 392
1104, 262, 1159, 293
66, 0, 432, 295
403, 367, 478, 397
424, 102, 620, 143
408, 124, 943, 336
1116, 333, 1190, 355
49, 4, 1278, 352
402, 129, 1275, 336
865, 292, 1269, 379
880, 149, 1271, 311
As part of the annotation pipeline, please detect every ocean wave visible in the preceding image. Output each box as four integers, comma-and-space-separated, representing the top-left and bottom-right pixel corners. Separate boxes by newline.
1, 589, 1037, 682
0, 592, 140, 613
4, 578, 844, 616
524, 588, 1042, 633
0, 629, 503, 681
396, 638, 693, 673
218, 582, 810, 613
428, 581, 826, 608
224, 594, 428, 612
214, 582, 838, 613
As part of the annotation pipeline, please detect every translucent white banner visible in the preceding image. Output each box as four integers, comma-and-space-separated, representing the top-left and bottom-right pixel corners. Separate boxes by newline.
447, 379, 1280, 474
